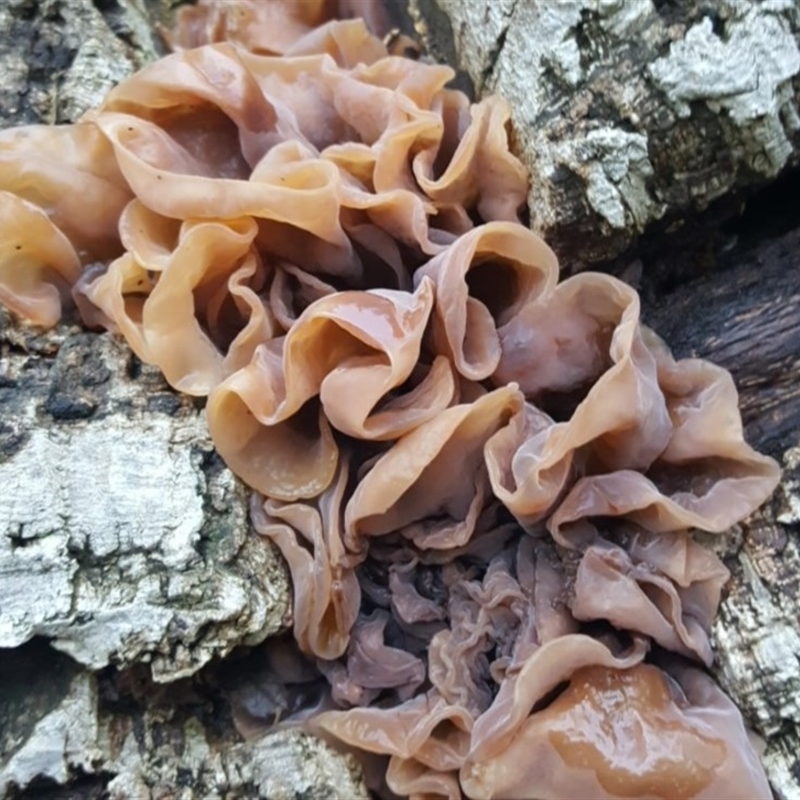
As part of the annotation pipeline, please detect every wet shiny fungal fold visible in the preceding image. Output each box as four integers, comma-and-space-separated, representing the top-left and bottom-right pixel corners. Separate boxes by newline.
0, 2, 781, 798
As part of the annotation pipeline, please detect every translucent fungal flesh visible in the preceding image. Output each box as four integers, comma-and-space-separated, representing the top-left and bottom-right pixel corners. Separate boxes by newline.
0, 3, 780, 798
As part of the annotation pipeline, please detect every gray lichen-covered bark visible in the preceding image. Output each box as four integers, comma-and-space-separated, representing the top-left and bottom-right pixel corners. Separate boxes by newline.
0, 0, 169, 128
705, 472, 800, 800
0, 311, 291, 681
713, 499, 800, 800
0, 642, 369, 800
408, 0, 800, 268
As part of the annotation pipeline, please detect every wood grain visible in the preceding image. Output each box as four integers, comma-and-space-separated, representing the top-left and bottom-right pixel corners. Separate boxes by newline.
643, 226, 800, 458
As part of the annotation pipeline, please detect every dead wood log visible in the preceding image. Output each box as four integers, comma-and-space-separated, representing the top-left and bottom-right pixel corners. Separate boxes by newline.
643, 226, 800, 460
0, 0, 169, 128
642, 226, 800, 800
0, 640, 369, 800
1, 1, 799, 798
0, 313, 291, 680
406, 0, 800, 270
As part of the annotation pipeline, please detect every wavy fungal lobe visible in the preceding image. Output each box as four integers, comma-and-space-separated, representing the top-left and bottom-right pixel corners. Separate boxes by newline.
0, 2, 780, 799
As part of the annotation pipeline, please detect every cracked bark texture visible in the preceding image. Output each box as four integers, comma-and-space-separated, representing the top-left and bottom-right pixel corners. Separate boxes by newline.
0, 311, 291, 681
0, 642, 369, 800
407, 0, 800, 269
0, 0, 170, 128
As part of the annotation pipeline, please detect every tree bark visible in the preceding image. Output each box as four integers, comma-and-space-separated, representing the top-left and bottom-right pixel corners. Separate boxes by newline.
0, 313, 291, 681
406, 0, 800, 270
643, 227, 800, 461
0, 642, 369, 800
0, 0, 168, 128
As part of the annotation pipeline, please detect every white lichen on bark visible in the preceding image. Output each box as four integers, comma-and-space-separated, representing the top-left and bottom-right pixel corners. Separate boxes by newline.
0, 656, 370, 800
0, 319, 290, 681
549, 128, 657, 230
709, 440, 800, 800
413, 0, 800, 265
777, 443, 800, 525
0, 0, 165, 126
649, 6, 800, 175
103, 719, 369, 800
1, 670, 102, 792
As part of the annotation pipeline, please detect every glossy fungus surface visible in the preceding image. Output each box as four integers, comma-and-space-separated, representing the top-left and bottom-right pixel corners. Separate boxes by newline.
0, 2, 781, 798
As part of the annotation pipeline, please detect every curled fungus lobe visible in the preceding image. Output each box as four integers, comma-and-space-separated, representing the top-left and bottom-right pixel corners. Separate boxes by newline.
0, 3, 780, 799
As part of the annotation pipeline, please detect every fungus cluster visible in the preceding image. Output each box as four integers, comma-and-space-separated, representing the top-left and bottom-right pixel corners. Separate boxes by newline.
0, 2, 782, 799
